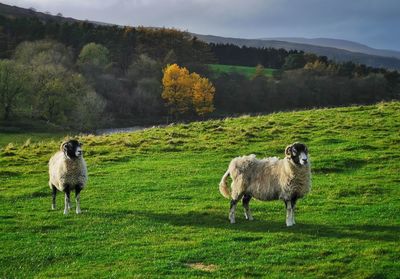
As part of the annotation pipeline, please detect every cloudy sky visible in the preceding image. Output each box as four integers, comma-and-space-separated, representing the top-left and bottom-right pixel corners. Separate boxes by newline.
2, 0, 399, 51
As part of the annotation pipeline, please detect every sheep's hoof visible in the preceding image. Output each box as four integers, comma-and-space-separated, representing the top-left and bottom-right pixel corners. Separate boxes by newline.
63, 210, 69, 215
51, 205, 56, 210
286, 222, 294, 227
230, 218, 236, 224
76, 209, 81, 214
245, 214, 254, 221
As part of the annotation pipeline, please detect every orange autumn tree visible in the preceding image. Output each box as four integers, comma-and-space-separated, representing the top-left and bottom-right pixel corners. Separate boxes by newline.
192, 73, 215, 116
161, 64, 193, 115
162, 64, 215, 117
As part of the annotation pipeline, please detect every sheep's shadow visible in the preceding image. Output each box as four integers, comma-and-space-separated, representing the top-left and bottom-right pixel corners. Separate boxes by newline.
114, 209, 399, 242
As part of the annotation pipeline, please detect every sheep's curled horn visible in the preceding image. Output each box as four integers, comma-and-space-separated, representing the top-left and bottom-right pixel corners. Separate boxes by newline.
285, 142, 300, 158
285, 145, 290, 157
60, 140, 82, 152
61, 141, 68, 152
285, 144, 293, 157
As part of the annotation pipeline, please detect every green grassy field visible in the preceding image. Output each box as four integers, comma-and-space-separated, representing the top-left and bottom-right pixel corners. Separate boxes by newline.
209, 64, 276, 78
0, 132, 67, 148
1, 102, 400, 278
0, 120, 67, 147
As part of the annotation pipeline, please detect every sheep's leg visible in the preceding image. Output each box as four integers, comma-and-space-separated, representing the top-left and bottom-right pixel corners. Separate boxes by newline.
229, 191, 244, 224
64, 186, 71, 215
229, 199, 238, 224
285, 200, 294, 227
243, 194, 253, 221
66, 187, 72, 210
75, 185, 82, 214
51, 185, 57, 210
291, 199, 297, 225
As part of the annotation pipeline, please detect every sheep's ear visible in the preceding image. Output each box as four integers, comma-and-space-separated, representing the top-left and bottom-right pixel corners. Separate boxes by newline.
285, 145, 292, 157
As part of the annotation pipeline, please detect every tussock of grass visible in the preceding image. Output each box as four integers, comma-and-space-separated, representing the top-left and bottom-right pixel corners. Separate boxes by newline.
1, 102, 400, 277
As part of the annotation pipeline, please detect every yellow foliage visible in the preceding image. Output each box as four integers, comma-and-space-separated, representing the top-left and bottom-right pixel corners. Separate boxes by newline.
304, 60, 327, 71
192, 76, 215, 116
162, 64, 192, 114
162, 64, 215, 116
304, 60, 338, 75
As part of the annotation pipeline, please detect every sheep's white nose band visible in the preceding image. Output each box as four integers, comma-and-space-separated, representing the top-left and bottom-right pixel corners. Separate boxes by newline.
299, 152, 308, 164
76, 147, 83, 156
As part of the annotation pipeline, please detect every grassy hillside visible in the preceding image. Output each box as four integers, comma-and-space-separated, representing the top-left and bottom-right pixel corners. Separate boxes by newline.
0, 133, 63, 149
1, 102, 399, 278
209, 64, 276, 78
0, 121, 68, 147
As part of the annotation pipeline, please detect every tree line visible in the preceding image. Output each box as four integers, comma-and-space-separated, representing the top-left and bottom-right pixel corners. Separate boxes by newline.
0, 41, 105, 130
209, 43, 292, 69
208, 45, 400, 114
0, 14, 399, 131
213, 66, 399, 115
0, 39, 216, 129
0, 15, 214, 73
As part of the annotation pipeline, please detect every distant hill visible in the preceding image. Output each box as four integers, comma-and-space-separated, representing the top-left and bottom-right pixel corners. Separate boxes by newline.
263, 37, 400, 60
194, 34, 400, 70
0, 2, 119, 27
0, 2, 76, 23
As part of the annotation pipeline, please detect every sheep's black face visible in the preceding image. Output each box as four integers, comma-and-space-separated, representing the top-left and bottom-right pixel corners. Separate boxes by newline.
62, 140, 83, 159
285, 142, 309, 166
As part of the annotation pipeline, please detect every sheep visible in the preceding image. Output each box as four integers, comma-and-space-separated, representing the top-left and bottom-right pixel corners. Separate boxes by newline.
219, 142, 311, 226
49, 139, 87, 214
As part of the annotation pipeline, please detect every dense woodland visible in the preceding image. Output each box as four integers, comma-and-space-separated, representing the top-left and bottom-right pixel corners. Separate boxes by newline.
0, 14, 399, 131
